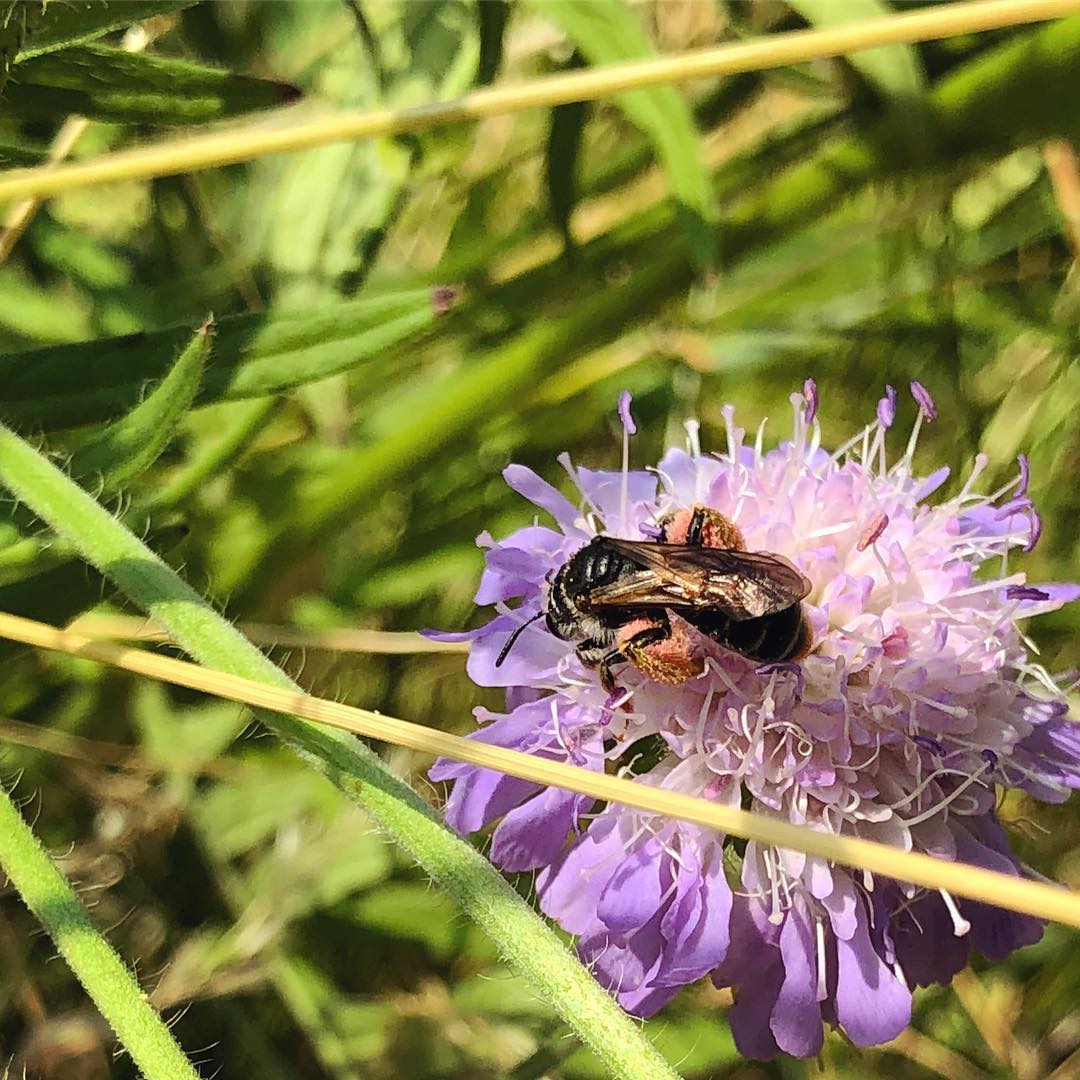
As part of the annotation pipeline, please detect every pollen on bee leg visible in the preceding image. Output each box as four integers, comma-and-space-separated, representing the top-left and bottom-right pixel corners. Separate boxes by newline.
619, 617, 703, 685
659, 505, 745, 549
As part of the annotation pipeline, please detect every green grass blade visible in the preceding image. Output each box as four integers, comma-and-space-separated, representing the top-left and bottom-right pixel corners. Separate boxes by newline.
4, 43, 300, 124
0, 287, 443, 431
529, 0, 716, 270
789, 0, 925, 99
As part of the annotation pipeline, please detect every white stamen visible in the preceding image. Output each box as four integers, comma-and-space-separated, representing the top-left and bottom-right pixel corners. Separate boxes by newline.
764, 848, 785, 925
620, 414, 630, 533
940, 889, 971, 937
958, 453, 990, 500
685, 418, 702, 459
816, 918, 828, 1001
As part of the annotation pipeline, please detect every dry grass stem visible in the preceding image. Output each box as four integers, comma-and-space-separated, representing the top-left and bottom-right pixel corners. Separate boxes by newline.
0, 0, 1075, 203
3, 609, 1080, 931
66, 612, 470, 654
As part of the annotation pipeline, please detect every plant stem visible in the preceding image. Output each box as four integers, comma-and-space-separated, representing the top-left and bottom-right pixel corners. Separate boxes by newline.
0, 779, 201, 1080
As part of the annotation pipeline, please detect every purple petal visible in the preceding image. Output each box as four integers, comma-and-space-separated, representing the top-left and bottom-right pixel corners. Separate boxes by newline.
597, 840, 664, 932
834, 906, 911, 1045
442, 767, 538, 835
574, 466, 657, 525
491, 787, 592, 872
771, 897, 823, 1056
580, 914, 675, 1017
657, 847, 732, 983
910, 380, 937, 421
718, 900, 783, 1060
538, 816, 624, 934
913, 465, 950, 499
503, 464, 583, 534
474, 526, 571, 605
618, 390, 637, 436
466, 613, 567, 687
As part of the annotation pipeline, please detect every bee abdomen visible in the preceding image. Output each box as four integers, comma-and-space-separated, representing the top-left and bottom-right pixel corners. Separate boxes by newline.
698, 603, 808, 663
732, 604, 807, 662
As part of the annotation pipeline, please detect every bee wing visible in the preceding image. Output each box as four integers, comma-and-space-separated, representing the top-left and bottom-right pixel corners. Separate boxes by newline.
595, 538, 811, 619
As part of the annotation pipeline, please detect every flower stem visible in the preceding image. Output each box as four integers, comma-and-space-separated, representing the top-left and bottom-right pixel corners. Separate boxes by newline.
0, 422, 681, 1080
0, 779, 201, 1080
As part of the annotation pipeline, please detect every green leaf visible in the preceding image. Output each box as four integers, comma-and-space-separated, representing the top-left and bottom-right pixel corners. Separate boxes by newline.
545, 53, 589, 259
787, 0, 925, 100
342, 882, 463, 960
14, 1, 195, 60
0, 287, 447, 431
529, 0, 716, 270
68, 319, 211, 495
475, 0, 509, 85
4, 43, 300, 124
0, 1, 40, 94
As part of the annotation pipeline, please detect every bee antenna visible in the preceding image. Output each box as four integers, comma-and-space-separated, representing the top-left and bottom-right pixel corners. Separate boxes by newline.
495, 611, 546, 668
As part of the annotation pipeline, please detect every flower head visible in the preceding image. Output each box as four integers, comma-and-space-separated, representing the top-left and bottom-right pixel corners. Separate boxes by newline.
429, 385, 1080, 1057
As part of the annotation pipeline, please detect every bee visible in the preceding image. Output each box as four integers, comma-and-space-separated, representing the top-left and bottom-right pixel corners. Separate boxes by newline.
496, 506, 812, 692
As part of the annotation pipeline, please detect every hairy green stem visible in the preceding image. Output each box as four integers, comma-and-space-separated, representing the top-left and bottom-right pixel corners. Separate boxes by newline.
0, 778, 201, 1080
0, 423, 681, 1080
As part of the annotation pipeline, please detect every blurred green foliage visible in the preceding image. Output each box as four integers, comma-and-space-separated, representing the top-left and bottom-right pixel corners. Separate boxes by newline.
1, 1, 1080, 1077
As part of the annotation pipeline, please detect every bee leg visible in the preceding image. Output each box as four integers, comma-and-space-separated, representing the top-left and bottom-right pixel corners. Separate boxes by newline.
619, 613, 704, 685
576, 639, 625, 693
597, 651, 626, 695
659, 505, 745, 549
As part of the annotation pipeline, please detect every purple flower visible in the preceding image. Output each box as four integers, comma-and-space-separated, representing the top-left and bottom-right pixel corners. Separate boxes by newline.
431, 388, 1080, 1057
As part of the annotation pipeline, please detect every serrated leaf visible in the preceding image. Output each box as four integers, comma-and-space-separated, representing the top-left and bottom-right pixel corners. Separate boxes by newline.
4, 43, 299, 124
0, 287, 449, 431
528, 0, 716, 270
68, 319, 210, 495
788, 0, 925, 100
14, 1, 193, 60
